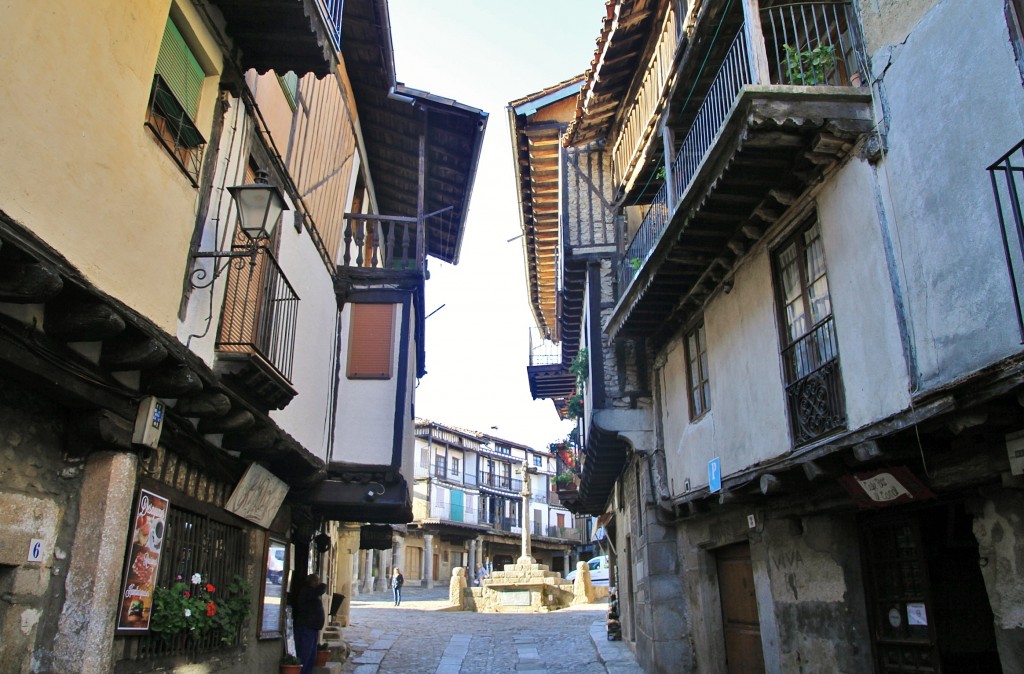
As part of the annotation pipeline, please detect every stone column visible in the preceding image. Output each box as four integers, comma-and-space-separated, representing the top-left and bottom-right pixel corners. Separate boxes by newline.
392, 532, 405, 575
350, 549, 361, 597
422, 534, 434, 588
52, 451, 138, 674
332, 524, 360, 626
467, 539, 477, 580
376, 550, 390, 591
361, 549, 374, 593
519, 471, 534, 563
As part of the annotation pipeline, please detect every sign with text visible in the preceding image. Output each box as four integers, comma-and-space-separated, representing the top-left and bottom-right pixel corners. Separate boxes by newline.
839, 466, 934, 509
116, 488, 169, 632
225, 463, 289, 529
708, 458, 722, 493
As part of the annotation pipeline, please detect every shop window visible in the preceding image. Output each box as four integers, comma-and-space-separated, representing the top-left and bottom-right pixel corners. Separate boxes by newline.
347, 303, 395, 379
260, 538, 288, 639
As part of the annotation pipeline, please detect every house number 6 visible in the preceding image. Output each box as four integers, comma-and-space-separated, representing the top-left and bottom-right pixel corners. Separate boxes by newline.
27, 539, 44, 563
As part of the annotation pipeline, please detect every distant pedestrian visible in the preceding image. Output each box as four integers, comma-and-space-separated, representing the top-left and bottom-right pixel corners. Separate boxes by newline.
474, 562, 488, 586
293, 573, 327, 674
391, 567, 404, 605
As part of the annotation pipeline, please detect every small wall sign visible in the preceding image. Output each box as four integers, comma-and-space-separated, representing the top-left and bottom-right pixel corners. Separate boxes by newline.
708, 458, 722, 493
907, 602, 927, 626
26, 539, 45, 563
116, 488, 170, 632
225, 464, 289, 529
839, 466, 934, 509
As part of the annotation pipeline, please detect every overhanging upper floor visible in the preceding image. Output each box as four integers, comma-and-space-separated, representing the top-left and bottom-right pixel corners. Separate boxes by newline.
607, 86, 873, 345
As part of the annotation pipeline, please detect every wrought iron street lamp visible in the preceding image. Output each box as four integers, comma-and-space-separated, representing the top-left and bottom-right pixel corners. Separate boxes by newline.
189, 169, 288, 288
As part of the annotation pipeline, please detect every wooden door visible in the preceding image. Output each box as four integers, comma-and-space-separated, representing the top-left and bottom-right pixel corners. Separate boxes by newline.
432, 553, 439, 581
716, 542, 766, 674
863, 519, 937, 672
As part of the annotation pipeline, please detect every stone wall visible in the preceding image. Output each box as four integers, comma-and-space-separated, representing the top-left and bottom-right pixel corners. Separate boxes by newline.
0, 375, 80, 674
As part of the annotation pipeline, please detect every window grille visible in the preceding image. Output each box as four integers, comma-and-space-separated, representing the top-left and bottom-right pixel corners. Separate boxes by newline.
119, 505, 247, 660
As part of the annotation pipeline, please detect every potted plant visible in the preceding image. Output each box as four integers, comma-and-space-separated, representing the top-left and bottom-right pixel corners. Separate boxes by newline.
783, 43, 836, 85
280, 654, 302, 674
316, 643, 331, 666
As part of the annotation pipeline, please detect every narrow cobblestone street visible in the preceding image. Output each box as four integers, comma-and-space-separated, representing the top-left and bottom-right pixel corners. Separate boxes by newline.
338, 586, 644, 674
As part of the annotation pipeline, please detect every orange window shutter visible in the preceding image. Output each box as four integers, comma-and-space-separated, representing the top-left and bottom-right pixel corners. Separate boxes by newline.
347, 303, 395, 378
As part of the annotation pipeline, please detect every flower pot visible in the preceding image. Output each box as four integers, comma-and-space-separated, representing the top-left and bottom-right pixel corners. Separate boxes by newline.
316, 649, 330, 665
280, 666, 301, 674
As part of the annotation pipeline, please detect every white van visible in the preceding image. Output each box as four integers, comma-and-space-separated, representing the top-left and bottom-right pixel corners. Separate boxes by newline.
565, 555, 610, 586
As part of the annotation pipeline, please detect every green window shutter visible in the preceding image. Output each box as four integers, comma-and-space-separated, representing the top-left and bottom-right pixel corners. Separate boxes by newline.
155, 18, 205, 119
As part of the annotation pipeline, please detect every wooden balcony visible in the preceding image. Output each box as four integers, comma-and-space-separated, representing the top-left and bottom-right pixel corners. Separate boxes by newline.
334, 213, 427, 300
215, 246, 299, 410
607, 1, 874, 344
209, 0, 340, 76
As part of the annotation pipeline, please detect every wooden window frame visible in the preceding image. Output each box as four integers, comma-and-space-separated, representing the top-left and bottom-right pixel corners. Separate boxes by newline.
146, 16, 208, 186
685, 321, 710, 419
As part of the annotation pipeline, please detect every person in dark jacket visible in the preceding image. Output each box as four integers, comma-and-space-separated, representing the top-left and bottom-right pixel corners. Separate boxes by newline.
391, 567, 404, 606
293, 573, 327, 674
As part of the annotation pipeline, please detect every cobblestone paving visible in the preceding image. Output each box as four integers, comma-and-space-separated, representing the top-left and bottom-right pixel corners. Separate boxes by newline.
339, 586, 644, 674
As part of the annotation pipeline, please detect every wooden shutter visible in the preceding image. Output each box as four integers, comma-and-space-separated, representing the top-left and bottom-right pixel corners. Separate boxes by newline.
347, 303, 394, 379
155, 17, 205, 119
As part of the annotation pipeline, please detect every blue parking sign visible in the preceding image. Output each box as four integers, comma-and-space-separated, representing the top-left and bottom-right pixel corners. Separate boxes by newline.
708, 457, 722, 493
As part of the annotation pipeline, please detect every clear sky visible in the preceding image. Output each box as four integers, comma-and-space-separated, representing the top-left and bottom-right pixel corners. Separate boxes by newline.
387, 1, 606, 451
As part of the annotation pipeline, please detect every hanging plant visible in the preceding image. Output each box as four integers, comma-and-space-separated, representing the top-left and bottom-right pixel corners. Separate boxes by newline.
566, 391, 585, 419
568, 348, 589, 385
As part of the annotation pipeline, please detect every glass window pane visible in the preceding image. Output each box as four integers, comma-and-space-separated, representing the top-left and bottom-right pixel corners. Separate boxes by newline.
260, 540, 287, 638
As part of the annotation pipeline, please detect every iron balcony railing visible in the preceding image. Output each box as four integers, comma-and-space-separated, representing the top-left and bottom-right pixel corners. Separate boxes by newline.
989, 139, 1024, 341
478, 471, 522, 492
619, 28, 752, 293
217, 246, 299, 382
340, 214, 424, 272
315, 0, 344, 51
618, 1, 863, 295
487, 516, 520, 533
781, 315, 845, 445
762, 1, 864, 88
528, 327, 562, 366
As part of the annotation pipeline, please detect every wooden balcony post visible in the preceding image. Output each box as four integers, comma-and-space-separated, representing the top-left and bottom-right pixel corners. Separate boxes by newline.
661, 112, 676, 208
741, 0, 771, 85
417, 131, 426, 267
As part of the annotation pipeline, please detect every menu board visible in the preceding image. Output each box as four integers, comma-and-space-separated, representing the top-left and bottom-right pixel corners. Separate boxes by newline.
116, 488, 170, 632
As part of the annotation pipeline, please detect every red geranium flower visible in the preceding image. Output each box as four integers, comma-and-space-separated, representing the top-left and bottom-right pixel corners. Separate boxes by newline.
205, 583, 216, 593
183, 591, 191, 598
206, 602, 217, 616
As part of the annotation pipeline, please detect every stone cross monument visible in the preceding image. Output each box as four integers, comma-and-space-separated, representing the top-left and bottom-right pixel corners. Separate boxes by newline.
519, 466, 535, 563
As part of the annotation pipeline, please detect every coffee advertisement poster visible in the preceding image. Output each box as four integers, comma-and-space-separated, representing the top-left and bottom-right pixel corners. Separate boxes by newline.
116, 488, 170, 632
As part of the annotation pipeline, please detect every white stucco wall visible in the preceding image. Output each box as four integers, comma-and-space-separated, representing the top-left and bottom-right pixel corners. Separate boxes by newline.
334, 302, 402, 465
268, 224, 339, 457
868, 0, 1024, 390
817, 158, 910, 427
661, 246, 791, 491
0, 0, 224, 334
